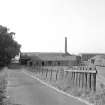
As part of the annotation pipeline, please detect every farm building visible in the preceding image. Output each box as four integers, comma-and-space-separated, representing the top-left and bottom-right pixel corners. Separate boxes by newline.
88, 55, 105, 66
20, 52, 81, 67
19, 37, 81, 67
79, 53, 105, 61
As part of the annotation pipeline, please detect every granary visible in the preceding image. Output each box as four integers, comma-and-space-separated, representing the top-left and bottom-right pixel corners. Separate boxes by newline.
20, 37, 81, 67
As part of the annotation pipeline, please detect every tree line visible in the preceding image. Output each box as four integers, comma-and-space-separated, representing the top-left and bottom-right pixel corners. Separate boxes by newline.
0, 25, 21, 67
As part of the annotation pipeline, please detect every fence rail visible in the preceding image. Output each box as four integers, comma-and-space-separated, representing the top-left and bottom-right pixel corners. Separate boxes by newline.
65, 69, 97, 73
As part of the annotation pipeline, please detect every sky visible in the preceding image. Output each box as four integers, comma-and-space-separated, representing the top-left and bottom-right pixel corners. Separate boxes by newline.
0, 0, 105, 54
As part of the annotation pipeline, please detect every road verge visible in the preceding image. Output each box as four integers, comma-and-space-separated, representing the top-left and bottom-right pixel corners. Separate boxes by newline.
22, 70, 94, 105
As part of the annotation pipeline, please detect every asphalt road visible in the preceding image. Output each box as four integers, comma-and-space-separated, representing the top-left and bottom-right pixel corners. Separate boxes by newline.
7, 69, 89, 105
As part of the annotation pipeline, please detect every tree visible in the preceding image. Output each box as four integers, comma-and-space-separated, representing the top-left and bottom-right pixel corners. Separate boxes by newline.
0, 25, 21, 66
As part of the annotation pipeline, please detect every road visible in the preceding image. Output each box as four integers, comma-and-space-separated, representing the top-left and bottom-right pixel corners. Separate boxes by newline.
7, 69, 89, 105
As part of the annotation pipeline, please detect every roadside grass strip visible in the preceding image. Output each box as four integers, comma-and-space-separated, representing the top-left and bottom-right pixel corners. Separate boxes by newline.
23, 71, 94, 105
0, 68, 8, 105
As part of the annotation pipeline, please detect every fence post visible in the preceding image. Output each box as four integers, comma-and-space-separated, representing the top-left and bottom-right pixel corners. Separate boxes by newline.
50, 69, 52, 80
93, 73, 96, 92
85, 73, 88, 89
73, 72, 75, 86
42, 68, 43, 75
71, 72, 73, 80
44, 68, 46, 80
60, 70, 64, 80
89, 73, 92, 91
79, 72, 81, 88
56, 70, 59, 80
82, 72, 84, 88
46, 69, 48, 78
65, 71, 68, 79
76, 72, 78, 86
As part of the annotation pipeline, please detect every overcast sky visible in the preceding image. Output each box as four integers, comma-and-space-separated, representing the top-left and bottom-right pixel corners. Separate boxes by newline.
0, 0, 105, 54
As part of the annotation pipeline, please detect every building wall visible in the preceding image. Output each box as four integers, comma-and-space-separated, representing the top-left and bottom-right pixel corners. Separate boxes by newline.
20, 53, 81, 67
81, 54, 96, 61
28, 60, 80, 67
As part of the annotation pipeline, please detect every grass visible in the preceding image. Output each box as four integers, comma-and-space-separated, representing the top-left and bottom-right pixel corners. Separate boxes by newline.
0, 67, 23, 105
26, 66, 105, 105
0, 68, 8, 104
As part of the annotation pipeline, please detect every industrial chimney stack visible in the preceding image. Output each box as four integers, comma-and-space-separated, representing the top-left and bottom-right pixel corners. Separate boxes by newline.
65, 37, 68, 54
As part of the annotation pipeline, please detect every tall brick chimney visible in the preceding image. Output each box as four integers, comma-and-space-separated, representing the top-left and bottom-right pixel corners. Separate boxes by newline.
65, 37, 68, 54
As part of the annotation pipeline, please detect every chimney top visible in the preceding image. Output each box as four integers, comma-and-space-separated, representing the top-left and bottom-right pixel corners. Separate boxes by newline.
65, 37, 67, 54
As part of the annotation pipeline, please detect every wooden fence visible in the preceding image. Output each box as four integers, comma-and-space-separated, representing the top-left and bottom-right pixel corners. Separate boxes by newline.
29, 66, 97, 92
